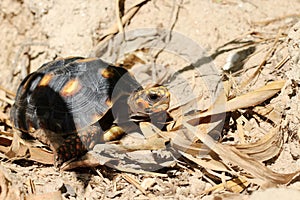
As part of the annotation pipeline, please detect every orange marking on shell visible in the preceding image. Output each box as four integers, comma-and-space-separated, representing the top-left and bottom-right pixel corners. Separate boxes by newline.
27, 122, 36, 133
100, 68, 115, 78
105, 98, 112, 107
60, 78, 82, 97
38, 74, 54, 86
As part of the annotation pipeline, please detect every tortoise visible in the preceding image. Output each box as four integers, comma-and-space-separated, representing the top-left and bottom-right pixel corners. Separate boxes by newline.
10, 57, 170, 166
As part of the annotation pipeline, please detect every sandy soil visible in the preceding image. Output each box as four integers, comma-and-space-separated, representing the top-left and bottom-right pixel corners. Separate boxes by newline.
0, 0, 300, 199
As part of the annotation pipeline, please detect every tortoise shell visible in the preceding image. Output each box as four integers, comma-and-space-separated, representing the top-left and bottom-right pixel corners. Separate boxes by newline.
11, 57, 144, 133
10, 57, 170, 165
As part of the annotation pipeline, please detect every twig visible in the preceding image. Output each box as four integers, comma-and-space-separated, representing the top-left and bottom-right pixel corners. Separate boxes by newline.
166, 0, 183, 42
252, 14, 300, 26
151, 0, 183, 82
240, 29, 283, 88
93, 0, 151, 56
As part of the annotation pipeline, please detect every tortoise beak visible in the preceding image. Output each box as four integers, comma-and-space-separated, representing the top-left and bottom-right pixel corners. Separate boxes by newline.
129, 112, 150, 122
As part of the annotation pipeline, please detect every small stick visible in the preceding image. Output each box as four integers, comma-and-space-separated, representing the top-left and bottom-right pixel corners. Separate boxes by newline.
121, 174, 147, 195
0, 96, 14, 105
115, 0, 125, 37
275, 55, 290, 70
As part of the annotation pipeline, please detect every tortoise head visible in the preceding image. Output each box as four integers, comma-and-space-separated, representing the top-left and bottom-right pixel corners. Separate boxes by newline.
128, 86, 170, 118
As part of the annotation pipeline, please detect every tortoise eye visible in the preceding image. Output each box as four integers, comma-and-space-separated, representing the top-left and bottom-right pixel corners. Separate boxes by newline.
148, 93, 160, 101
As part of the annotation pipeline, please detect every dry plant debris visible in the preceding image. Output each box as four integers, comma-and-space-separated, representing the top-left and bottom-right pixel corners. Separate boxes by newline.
0, 0, 300, 199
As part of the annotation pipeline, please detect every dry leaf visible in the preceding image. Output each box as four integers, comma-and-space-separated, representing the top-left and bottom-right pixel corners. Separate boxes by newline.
185, 80, 286, 126
141, 122, 231, 172
29, 147, 54, 165
3, 130, 54, 165
63, 142, 176, 172
119, 127, 168, 151
253, 105, 282, 124
183, 122, 300, 187
180, 151, 232, 173
0, 169, 21, 200
225, 80, 286, 112
5, 133, 28, 159
234, 127, 283, 162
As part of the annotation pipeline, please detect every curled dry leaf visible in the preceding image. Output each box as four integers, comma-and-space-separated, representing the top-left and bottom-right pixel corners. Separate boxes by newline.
2, 129, 54, 165
5, 132, 28, 159
234, 127, 283, 162
183, 122, 300, 187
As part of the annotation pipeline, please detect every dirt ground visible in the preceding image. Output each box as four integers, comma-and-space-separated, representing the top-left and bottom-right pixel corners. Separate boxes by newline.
0, 0, 300, 199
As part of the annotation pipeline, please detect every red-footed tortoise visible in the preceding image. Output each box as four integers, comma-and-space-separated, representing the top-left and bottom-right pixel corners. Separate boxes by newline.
10, 57, 170, 166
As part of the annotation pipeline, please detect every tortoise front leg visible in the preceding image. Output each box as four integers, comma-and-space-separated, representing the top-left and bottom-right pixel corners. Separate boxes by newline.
55, 125, 125, 166
55, 125, 103, 167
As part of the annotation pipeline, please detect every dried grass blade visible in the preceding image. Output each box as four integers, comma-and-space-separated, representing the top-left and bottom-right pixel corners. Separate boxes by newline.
185, 80, 285, 127
226, 80, 286, 112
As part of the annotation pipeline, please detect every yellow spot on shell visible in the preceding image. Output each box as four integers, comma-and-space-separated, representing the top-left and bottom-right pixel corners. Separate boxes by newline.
39, 74, 54, 86
91, 113, 103, 123
60, 78, 82, 97
100, 68, 115, 78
